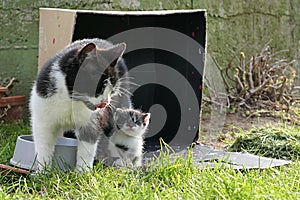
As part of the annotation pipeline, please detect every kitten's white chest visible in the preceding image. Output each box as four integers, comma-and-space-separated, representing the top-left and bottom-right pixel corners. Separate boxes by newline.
111, 132, 143, 152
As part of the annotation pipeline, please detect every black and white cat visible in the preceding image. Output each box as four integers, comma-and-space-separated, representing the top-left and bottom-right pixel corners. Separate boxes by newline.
97, 107, 150, 168
30, 38, 131, 171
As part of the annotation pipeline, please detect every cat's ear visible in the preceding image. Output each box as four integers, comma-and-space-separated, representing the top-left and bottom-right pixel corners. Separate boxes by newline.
110, 43, 126, 58
79, 43, 96, 62
115, 108, 124, 115
101, 43, 126, 64
143, 113, 151, 125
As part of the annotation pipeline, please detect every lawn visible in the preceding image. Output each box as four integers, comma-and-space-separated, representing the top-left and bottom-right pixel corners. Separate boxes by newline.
0, 120, 300, 199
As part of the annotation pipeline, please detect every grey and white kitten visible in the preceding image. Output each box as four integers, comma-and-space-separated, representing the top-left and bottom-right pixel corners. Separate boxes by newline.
30, 38, 131, 171
97, 107, 151, 168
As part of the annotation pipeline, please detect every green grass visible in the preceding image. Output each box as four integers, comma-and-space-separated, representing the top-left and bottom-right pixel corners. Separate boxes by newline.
0, 120, 31, 164
1, 121, 300, 199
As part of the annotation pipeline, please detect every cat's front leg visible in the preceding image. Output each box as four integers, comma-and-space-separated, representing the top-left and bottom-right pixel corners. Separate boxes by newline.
75, 127, 99, 171
76, 140, 98, 171
33, 125, 57, 171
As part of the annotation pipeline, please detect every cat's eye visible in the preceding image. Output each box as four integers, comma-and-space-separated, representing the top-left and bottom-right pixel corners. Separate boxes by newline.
129, 112, 134, 119
131, 116, 136, 122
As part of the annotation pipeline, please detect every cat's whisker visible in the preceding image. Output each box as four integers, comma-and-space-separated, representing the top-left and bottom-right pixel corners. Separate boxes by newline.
113, 86, 131, 97
109, 98, 118, 103
118, 77, 140, 87
119, 87, 133, 96
120, 90, 132, 97
107, 102, 116, 109
126, 82, 140, 87
113, 89, 127, 97
109, 98, 120, 106
118, 76, 135, 81
114, 84, 132, 94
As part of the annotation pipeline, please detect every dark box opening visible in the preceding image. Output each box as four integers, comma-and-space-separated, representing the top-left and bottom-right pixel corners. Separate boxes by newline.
72, 11, 206, 151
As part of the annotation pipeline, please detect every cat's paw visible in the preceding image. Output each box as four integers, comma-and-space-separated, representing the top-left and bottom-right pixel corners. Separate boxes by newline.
113, 158, 125, 167
112, 158, 135, 169
75, 162, 93, 173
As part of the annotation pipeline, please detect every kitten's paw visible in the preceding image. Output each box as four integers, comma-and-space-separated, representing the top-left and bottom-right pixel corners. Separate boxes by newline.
132, 157, 143, 168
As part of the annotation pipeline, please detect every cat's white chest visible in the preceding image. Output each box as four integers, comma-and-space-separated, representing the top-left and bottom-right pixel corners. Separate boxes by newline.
30, 87, 93, 130
68, 101, 94, 128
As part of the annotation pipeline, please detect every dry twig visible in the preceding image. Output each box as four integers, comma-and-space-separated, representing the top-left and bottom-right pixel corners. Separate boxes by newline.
220, 43, 297, 112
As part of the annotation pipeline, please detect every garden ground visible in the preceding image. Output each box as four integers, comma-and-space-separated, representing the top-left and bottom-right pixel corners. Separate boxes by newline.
0, 110, 300, 199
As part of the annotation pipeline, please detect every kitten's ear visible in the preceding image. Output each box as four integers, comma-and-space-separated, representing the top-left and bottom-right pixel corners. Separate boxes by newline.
114, 108, 123, 119
79, 43, 96, 62
143, 113, 151, 125
116, 108, 123, 113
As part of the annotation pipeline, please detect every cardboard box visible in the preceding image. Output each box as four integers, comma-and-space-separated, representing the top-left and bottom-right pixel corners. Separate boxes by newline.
39, 8, 206, 151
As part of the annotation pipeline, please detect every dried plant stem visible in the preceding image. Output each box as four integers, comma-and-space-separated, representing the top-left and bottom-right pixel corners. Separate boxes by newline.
216, 43, 297, 112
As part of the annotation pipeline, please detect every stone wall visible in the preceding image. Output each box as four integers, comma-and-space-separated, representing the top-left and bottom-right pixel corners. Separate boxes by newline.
0, 0, 299, 101
196, 0, 300, 70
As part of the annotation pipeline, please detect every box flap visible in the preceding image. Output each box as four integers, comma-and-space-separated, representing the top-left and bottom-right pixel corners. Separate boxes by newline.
38, 8, 77, 69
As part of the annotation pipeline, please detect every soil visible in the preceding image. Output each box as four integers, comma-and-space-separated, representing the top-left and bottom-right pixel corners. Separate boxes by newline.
199, 111, 282, 149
